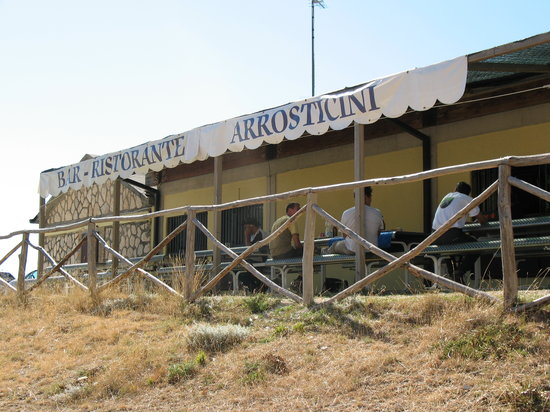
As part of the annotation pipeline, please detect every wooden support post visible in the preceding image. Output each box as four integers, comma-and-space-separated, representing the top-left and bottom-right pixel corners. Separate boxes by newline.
111, 178, 121, 280
37, 196, 46, 278
87, 221, 99, 303
185, 210, 196, 300
302, 192, 317, 305
268, 174, 277, 229
17, 233, 29, 301
212, 157, 222, 285
498, 164, 517, 309
354, 122, 366, 283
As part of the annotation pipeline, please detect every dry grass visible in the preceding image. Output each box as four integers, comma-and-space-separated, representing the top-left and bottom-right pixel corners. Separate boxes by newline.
0, 288, 548, 411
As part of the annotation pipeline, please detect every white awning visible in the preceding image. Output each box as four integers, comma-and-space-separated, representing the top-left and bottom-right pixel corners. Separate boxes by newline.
39, 56, 467, 197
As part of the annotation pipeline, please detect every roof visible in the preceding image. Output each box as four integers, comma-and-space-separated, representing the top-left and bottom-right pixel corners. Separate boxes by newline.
467, 31, 550, 86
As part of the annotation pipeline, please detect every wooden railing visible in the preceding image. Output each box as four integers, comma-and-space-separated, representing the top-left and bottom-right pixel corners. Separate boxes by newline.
1, 153, 549, 312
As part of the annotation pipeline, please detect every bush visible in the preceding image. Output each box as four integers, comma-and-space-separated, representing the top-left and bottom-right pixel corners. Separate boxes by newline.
186, 323, 249, 352
243, 294, 271, 313
168, 361, 196, 383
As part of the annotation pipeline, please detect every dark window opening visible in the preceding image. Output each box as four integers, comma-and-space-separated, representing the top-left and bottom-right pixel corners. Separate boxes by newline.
472, 164, 550, 220
221, 204, 263, 247
166, 212, 208, 256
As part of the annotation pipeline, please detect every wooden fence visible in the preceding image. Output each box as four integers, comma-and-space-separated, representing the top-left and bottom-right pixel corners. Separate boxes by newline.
1, 153, 549, 312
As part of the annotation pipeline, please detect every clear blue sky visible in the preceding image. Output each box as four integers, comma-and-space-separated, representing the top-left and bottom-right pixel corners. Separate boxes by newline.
0, 0, 549, 274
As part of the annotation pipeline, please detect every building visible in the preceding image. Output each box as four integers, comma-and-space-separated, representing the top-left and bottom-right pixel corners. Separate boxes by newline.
37, 33, 550, 285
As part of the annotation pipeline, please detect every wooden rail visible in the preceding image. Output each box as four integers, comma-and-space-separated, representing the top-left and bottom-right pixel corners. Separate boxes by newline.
1, 153, 549, 312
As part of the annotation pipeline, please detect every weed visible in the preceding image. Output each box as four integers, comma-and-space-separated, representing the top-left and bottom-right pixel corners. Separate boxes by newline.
292, 322, 305, 333
44, 382, 66, 396
243, 294, 271, 313
440, 322, 531, 360
262, 354, 288, 375
168, 361, 196, 383
242, 354, 288, 385
195, 350, 207, 365
273, 324, 290, 337
186, 323, 249, 352
501, 386, 550, 412
242, 361, 265, 385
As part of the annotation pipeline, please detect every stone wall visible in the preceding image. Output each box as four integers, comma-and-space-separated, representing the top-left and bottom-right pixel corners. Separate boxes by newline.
43, 180, 152, 265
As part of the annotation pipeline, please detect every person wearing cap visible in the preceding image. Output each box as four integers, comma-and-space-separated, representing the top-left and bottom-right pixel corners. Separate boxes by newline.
432, 181, 487, 284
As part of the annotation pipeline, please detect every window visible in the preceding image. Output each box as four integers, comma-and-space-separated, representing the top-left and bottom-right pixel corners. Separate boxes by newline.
221, 204, 263, 247
166, 212, 208, 256
472, 164, 550, 219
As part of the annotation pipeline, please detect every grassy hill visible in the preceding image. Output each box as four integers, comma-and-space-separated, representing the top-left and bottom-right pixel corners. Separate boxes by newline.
0, 289, 548, 411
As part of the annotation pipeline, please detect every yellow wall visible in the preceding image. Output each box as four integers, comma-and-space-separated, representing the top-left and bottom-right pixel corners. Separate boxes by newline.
435, 123, 550, 201
274, 146, 425, 235
162, 177, 267, 242
160, 121, 550, 241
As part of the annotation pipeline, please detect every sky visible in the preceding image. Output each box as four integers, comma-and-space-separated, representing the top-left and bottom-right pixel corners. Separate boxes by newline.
0, 0, 549, 275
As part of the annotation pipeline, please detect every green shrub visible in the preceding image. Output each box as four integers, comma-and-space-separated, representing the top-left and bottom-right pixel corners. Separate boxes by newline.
195, 350, 207, 366
243, 294, 271, 313
273, 324, 289, 337
441, 322, 530, 360
168, 361, 196, 383
242, 354, 288, 385
242, 361, 265, 385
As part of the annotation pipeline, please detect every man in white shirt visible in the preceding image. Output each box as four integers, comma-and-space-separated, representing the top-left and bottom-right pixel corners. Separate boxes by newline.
432, 181, 487, 283
325, 186, 385, 255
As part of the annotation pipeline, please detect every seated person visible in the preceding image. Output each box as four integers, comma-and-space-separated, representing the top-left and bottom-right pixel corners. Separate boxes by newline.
243, 216, 269, 263
324, 186, 385, 255
269, 203, 303, 259
432, 181, 487, 284
240, 216, 269, 292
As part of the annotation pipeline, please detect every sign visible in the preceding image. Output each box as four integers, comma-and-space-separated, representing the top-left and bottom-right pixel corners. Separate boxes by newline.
39, 56, 467, 197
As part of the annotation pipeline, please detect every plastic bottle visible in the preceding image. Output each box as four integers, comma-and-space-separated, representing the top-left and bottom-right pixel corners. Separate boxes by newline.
324, 221, 333, 238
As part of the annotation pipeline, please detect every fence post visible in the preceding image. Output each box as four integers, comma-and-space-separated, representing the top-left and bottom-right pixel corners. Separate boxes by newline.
185, 211, 196, 300
212, 157, 222, 289
38, 196, 46, 278
111, 178, 121, 280
354, 122, 366, 283
87, 221, 99, 303
17, 233, 29, 302
302, 192, 317, 305
498, 164, 517, 309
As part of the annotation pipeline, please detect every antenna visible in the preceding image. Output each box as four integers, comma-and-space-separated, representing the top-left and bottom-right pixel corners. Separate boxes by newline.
311, 0, 326, 96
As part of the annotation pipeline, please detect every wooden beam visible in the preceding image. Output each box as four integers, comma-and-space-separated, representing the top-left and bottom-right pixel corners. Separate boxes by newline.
302, 192, 317, 305
509, 176, 550, 202
354, 122, 366, 283
212, 157, 222, 286
184, 211, 196, 300
468, 32, 550, 63
37, 196, 46, 278
87, 222, 99, 303
319, 181, 499, 304
17, 233, 29, 301
312, 204, 498, 305
191, 217, 303, 303
26, 239, 88, 293
498, 165, 518, 310
94, 232, 182, 297
111, 178, 121, 279
469, 62, 550, 73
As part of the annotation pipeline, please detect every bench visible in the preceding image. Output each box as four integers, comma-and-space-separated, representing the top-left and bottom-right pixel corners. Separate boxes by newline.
464, 216, 550, 237
423, 235, 550, 287
264, 250, 410, 292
